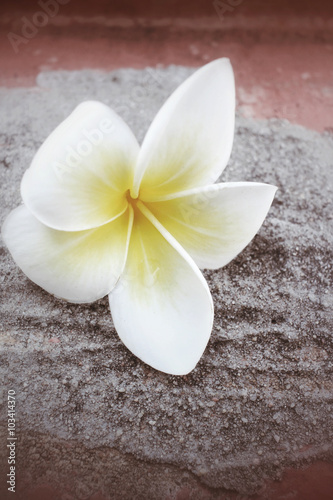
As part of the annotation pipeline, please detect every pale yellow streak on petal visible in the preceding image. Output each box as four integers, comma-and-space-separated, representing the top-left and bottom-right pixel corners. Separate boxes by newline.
145, 183, 277, 270
137, 128, 214, 200
109, 200, 214, 375
2, 204, 133, 303
123, 207, 173, 302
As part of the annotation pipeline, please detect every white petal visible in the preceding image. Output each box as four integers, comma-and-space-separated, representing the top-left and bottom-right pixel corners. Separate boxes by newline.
2, 205, 133, 303
132, 58, 235, 200
146, 182, 277, 269
21, 101, 139, 231
109, 203, 213, 375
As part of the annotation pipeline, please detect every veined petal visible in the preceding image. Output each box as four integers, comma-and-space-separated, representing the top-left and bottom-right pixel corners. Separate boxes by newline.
146, 182, 277, 269
2, 205, 133, 303
132, 58, 235, 200
109, 202, 213, 375
21, 101, 139, 231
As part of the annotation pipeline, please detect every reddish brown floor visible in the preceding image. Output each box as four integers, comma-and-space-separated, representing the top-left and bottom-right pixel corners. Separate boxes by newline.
16, 461, 333, 500
1, 0, 333, 132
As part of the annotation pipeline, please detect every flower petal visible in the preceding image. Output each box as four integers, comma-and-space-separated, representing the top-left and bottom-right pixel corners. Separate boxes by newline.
2, 205, 133, 303
21, 101, 139, 231
146, 182, 277, 269
109, 203, 213, 375
131, 58, 235, 200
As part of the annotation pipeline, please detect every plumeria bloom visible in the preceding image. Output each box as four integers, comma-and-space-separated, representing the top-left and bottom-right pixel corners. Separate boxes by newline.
2, 59, 277, 375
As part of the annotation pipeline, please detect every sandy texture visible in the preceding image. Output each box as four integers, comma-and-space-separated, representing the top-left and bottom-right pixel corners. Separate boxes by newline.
0, 67, 332, 499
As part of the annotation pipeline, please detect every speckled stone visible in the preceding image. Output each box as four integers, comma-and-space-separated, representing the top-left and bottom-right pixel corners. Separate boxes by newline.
0, 67, 332, 499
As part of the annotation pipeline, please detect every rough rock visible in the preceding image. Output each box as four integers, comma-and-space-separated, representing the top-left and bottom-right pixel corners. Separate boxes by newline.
0, 67, 332, 499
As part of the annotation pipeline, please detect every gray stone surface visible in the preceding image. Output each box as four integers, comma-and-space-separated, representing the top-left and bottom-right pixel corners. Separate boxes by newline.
0, 67, 332, 499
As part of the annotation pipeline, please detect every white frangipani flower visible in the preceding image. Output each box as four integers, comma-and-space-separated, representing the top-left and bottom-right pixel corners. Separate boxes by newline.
2, 59, 277, 375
